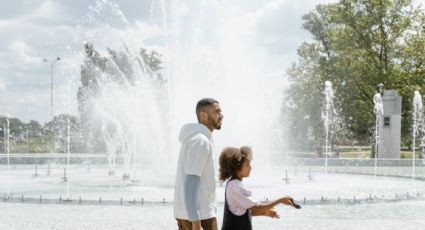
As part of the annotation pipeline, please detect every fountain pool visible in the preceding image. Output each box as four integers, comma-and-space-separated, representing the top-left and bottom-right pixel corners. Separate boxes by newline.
1, 156, 425, 229
0, 161, 424, 230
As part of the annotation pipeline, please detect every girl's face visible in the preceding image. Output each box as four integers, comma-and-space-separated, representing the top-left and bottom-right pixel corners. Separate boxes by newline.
237, 159, 252, 179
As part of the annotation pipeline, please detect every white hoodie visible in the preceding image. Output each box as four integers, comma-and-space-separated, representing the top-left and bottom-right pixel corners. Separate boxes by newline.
173, 123, 217, 220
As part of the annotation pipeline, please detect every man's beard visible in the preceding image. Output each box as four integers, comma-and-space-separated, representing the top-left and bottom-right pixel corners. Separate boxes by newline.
208, 117, 221, 130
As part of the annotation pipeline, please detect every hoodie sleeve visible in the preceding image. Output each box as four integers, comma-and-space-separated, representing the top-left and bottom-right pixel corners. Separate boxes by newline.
184, 136, 210, 176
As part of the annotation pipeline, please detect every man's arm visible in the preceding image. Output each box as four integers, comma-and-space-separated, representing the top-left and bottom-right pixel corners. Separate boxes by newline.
183, 137, 210, 230
184, 174, 203, 229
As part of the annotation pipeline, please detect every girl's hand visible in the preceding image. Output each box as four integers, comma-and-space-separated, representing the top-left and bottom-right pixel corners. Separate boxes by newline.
280, 196, 294, 206
264, 209, 280, 219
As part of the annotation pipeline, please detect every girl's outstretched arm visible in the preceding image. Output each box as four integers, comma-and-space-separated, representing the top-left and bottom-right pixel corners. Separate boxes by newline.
250, 196, 294, 216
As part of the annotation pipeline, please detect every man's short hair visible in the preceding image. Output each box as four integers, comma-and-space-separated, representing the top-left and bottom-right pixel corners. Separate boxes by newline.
196, 98, 219, 120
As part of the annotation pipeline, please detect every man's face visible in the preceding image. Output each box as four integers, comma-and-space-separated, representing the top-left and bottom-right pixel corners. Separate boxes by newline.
205, 103, 223, 130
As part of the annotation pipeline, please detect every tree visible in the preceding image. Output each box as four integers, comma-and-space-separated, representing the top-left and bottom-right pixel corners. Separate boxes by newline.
286, 0, 425, 151
43, 114, 79, 153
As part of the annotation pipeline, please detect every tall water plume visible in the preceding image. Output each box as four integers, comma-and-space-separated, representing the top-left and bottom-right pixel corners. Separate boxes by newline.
321, 81, 337, 174
373, 84, 384, 177
412, 90, 424, 179
60, 0, 288, 184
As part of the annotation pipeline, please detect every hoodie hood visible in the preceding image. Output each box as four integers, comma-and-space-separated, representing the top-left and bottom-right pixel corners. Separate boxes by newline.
179, 123, 212, 143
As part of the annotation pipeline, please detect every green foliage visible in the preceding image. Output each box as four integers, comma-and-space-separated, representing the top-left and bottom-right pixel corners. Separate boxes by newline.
287, 0, 425, 150
43, 114, 80, 153
0, 115, 50, 153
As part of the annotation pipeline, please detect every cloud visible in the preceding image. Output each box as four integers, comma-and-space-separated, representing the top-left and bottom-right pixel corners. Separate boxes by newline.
17, 94, 44, 106
10, 41, 41, 66
0, 78, 5, 89
0, 88, 50, 122
1, 0, 419, 124
0, 1, 79, 122
0, 0, 169, 122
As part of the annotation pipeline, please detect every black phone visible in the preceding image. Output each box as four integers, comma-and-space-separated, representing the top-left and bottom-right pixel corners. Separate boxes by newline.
289, 199, 301, 209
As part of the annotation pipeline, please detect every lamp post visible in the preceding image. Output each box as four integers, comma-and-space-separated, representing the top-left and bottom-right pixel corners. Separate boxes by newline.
44, 57, 61, 118
44, 57, 61, 153
26, 127, 29, 153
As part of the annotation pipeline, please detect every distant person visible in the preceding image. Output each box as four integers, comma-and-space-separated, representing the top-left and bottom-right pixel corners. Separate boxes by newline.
174, 98, 224, 230
219, 146, 299, 230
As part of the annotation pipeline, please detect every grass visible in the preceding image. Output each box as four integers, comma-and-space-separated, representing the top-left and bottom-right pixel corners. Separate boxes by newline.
339, 151, 371, 158
400, 151, 423, 159
3, 136, 50, 153
338, 150, 423, 159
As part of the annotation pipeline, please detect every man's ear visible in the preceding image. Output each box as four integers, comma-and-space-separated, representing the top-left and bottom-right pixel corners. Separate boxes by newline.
199, 111, 208, 121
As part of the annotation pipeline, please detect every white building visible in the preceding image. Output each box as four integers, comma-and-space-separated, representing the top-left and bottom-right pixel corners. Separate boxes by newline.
380, 90, 402, 158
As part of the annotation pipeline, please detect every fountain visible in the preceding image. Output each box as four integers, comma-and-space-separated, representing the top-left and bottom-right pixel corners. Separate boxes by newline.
46, 164, 51, 176
32, 164, 39, 178
373, 83, 384, 177
6, 116, 10, 197
66, 117, 71, 199
0, 1, 424, 230
80, 42, 168, 181
321, 81, 338, 174
412, 90, 424, 180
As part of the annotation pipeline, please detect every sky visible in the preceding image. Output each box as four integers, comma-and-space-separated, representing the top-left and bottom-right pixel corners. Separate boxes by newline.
5, 0, 417, 123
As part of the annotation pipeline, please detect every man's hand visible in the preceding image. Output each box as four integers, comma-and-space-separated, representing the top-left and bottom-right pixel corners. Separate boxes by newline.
264, 209, 280, 219
191, 220, 203, 230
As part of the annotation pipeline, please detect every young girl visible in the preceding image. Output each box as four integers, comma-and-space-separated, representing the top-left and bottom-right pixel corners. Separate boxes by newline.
219, 146, 297, 230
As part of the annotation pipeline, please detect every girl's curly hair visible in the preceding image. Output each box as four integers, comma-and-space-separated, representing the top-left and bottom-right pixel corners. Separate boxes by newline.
219, 146, 252, 181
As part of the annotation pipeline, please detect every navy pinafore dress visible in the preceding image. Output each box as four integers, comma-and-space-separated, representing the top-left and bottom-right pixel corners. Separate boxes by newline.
221, 177, 252, 230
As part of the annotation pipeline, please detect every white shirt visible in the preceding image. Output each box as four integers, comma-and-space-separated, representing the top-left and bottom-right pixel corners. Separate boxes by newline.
226, 179, 257, 216
174, 123, 217, 220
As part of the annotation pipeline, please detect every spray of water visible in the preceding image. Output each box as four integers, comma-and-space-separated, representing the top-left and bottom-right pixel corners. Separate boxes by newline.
321, 81, 337, 175
412, 90, 424, 180
47, 0, 288, 187
6, 116, 10, 196
373, 87, 384, 177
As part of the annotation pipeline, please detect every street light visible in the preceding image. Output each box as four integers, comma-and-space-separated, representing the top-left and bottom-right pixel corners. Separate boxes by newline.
44, 57, 61, 118
26, 126, 29, 153
43, 57, 61, 153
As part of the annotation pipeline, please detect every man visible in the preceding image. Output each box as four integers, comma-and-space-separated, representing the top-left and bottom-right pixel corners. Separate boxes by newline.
174, 98, 224, 230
